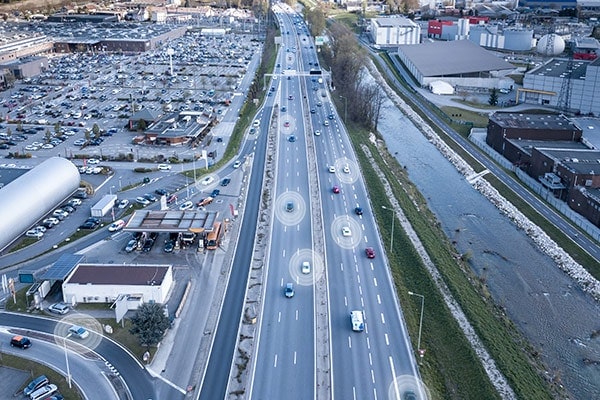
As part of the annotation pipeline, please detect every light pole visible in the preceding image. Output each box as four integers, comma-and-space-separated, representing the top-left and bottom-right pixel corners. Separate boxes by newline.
63, 333, 73, 388
381, 205, 395, 253
408, 291, 425, 359
339, 95, 347, 123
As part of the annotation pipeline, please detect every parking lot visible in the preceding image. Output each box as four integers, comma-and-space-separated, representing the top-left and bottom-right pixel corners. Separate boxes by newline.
0, 28, 262, 163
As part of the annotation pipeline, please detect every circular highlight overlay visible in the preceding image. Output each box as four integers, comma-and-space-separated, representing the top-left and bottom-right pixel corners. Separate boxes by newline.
194, 173, 219, 191
289, 248, 325, 286
333, 157, 359, 185
280, 116, 297, 135
52, 312, 104, 352
331, 215, 362, 249
275, 192, 305, 226
387, 375, 430, 400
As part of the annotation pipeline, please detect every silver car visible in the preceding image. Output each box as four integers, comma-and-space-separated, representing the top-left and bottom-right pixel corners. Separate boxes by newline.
48, 303, 70, 315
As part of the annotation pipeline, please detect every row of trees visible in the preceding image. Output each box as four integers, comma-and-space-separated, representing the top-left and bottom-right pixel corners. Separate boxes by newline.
305, 8, 384, 131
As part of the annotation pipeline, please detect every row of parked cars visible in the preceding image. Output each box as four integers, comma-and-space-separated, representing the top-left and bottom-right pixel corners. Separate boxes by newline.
22, 374, 62, 400
25, 198, 83, 239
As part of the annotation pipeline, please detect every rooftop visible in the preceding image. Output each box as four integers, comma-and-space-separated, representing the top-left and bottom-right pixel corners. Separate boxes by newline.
489, 112, 580, 131
507, 138, 588, 156
398, 40, 514, 77
124, 209, 218, 233
539, 148, 600, 174
67, 264, 170, 286
373, 16, 417, 28
528, 58, 589, 79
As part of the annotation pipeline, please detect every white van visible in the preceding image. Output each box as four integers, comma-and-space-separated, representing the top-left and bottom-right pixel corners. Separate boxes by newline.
350, 310, 364, 332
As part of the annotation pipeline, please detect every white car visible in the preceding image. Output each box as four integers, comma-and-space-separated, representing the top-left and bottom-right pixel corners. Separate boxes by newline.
33, 226, 47, 234
68, 198, 82, 207
118, 199, 129, 209
201, 176, 215, 186
342, 226, 352, 237
108, 219, 125, 232
68, 325, 89, 339
87, 158, 100, 164
343, 165, 350, 174
53, 209, 69, 219
328, 166, 336, 173
179, 201, 194, 210
233, 160, 242, 169
48, 302, 70, 315
25, 230, 43, 238
314, 130, 321, 136
302, 261, 311, 274
157, 163, 172, 171
136, 196, 151, 206
43, 217, 60, 225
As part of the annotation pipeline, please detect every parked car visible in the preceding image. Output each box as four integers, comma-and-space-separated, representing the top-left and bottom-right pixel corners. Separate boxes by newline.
118, 199, 129, 209
164, 240, 175, 253
142, 238, 155, 252
179, 201, 194, 211
157, 163, 171, 170
29, 384, 58, 400
124, 239, 138, 253
68, 325, 89, 339
155, 188, 169, 196
48, 303, 70, 315
23, 375, 49, 397
25, 230, 43, 238
136, 196, 151, 206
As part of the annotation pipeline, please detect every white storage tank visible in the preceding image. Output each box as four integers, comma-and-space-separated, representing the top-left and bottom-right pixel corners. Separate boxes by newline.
536, 34, 566, 56
503, 29, 534, 52
0, 157, 80, 252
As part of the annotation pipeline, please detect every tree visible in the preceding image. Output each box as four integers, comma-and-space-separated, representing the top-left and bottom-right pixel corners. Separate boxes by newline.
488, 88, 499, 106
92, 123, 101, 138
129, 303, 170, 349
45, 129, 51, 143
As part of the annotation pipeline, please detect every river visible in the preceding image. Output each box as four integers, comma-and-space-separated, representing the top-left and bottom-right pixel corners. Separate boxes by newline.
377, 99, 600, 399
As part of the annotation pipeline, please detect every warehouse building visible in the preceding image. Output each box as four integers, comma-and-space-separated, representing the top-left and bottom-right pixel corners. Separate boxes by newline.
369, 16, 421, 47
397, 40, 514, 88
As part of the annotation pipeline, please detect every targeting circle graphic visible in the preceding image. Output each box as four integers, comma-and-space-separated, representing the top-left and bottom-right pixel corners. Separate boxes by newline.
288, 248, 325, 286
330, 215, 362, 249
275, 191, 305, 226
333, 157, 359, 184
280, 115, 297, 135
52, 312, 104, 353
387, 375, 430, 400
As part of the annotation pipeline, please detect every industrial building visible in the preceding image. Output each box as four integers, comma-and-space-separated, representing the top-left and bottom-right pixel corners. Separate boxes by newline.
369, 16, 421, 47
521, 57, 600, 116
0, 157, 80, 253
397, 40, 515, 88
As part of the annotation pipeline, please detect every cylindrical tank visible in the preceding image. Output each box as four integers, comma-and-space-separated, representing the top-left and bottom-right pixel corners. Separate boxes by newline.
536, 34, 566, 56
504, 29, 534, 51
0, 157, 80, 252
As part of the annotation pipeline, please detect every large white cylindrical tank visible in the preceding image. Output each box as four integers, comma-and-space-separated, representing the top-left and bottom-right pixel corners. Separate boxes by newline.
536, 34, 566, 56
504, 29, 534, 51
0, 157, 80, 252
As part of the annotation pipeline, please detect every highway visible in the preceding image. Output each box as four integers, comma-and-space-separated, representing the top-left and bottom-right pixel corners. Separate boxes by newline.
249, 5, 420, 399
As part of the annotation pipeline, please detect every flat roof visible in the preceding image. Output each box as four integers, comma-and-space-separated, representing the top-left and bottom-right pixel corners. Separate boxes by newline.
528, 58, 589, 79
398, 40, 514, 77
373, 16, 416, 28
506, 138, 588, 156
124, 209, 218, 233
489, 112, 580, 131
539, 148, 600, 174
67, 264, 170, 286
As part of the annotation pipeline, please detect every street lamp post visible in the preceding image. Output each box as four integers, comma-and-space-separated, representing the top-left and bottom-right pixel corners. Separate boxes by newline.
63, 333, 73, 388
381, 206, 395, 253
339, 95, 347, 123
408, 291, 425, 358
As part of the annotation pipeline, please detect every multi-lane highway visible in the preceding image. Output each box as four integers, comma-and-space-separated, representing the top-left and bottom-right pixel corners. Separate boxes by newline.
249, 5, 420, 399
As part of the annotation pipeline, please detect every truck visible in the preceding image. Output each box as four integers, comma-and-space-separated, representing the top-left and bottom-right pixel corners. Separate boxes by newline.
90, 194, 117, 217
350, 310, 364, 332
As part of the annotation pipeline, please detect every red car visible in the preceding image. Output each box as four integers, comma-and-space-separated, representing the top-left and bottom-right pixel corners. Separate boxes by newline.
365, 247, 375, 259
332, 185, 340, 194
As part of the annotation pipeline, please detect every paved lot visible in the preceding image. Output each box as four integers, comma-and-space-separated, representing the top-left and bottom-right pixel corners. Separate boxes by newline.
0, 366, 30, 399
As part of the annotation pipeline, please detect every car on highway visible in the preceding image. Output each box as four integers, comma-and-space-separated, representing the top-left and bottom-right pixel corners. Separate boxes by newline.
284, 121, 290, 128
314, 130, 321, 136
302, 261, 310, 274
342, 226, 352, 237
118, 199, 130, 209
253, 119, 260, 127
354, 206, 363, 215
233, 160, 242, 168
332, 185, 340, 194
288, 134, 295, 142
201, 176, 215, 185
328, 114, 334, 120
157, 163, 171, 170
179, 201, 194, 210
124, 239, 138, 253
324, 120, 330, 127
108, 219, 125, 232
136, 196, 151, 206
284, 282, 295, 298
365, 247, 375, 259
286, 201, 294, 212
310, 108, 316, 114
328, 166, 336, 173
343, 165, 350, 174
48, 303, 70, 315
